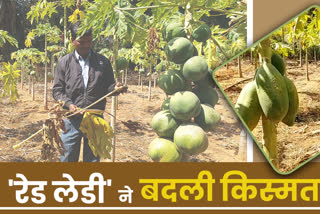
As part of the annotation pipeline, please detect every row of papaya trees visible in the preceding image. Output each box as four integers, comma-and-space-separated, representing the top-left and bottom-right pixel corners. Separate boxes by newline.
1, 0, 247, 162
1, 0, 247, 106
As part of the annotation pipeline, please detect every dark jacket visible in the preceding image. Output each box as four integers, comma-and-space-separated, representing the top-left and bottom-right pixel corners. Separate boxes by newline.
52, 50, 116, 110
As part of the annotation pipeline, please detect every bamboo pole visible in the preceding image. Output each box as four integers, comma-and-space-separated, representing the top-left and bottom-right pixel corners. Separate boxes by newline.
239, 127, 247, 162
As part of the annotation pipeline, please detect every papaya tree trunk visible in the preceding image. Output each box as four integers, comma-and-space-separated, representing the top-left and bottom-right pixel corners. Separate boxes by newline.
153, 75, 157, 88
28, 75, 31, 94
125, 68, 127, 85
51, 55, 54, 75
121, 71, 124, 83
184, 2, 193, 38
306, 47, 309, 81
141, 73, 143, 91
238, 56, 242, 78
31, 76, 34, 101
44, 34, 48, 110
138, 72, 141, 86
148, 75, 152, 101
250, 50, 253, 65
299, 41, 302, 67
262, 115, 278, 168
258, 38, 279, 168
20, 59, 23, 90
64, 5, 67, 48
111, 34, 119, 162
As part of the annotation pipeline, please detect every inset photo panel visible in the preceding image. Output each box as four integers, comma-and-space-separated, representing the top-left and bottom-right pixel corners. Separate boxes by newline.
214, 5, 320, 174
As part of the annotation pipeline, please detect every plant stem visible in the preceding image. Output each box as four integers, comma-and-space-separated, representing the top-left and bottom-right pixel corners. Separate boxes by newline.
114, 4, 179, 11
193, 6, 246, 16
262, 115, 278, 168
211, 37, 228, 59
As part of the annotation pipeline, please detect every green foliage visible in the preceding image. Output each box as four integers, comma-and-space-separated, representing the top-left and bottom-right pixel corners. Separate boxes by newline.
11, 48, 44, 65
25, 23, 61, 49
0, 30, 18, 48
27, 0, 58, 24
0, 62, 21, 105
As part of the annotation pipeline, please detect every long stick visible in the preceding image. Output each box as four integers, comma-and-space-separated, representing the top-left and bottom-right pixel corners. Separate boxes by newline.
12, 86, 126, 149
13, 128, 43, 150
65, 85, 126, 118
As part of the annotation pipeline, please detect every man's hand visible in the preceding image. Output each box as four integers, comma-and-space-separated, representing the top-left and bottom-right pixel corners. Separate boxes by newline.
69, 104, 78, 112
68, 104, 84, 116
115, 82, 128, 94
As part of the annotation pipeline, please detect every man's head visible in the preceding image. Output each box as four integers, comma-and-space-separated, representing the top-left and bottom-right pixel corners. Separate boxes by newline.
70, 21, 93, 59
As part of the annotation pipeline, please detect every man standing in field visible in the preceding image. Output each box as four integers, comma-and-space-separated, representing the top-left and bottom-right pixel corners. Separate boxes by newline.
52, 22, 124, 162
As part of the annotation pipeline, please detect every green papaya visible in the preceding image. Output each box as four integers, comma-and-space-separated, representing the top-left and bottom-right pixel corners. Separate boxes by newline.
192, 85, 219, 107
194, 68, 216, 87
192, 24, 211, 43
235, 81, 262, 130
148, 138, 181, 162
271, 53, 286, 75
255, 62, 289, 122
152, 110, 180, 138
282, 76, 299, 126
174, 123, 208, 155
169, 91, 201, 121
116, 57, 129, 70
158, 70, 186, 95
165, 37, 194, 64
164, 23, 187, 42
161, 97, 171, 110
194, 104, 221, 131
182, 56, 208, 81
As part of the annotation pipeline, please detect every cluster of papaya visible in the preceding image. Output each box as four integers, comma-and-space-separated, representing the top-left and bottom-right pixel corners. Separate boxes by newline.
235, 53, 299, 131
148, 23, 221, 162
27, 65, 36, 76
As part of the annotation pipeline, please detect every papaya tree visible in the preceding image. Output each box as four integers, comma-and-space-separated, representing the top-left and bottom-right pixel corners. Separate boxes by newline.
25, 23, 61, 109
292, 10, 320, 80
11, 48, 42, 90
0, 30, 18, 48
0, 62, 20, 105
47, 45, 62, 79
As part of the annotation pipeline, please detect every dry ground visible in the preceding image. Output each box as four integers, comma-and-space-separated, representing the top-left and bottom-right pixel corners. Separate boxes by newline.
0, 77, 243, 162
215, 58, 320, 172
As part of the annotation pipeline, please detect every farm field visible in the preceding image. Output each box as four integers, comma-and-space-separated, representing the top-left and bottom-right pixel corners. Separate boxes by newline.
215, 59, 320, 172
0, 81, 242, 162
0, 0, 247, 163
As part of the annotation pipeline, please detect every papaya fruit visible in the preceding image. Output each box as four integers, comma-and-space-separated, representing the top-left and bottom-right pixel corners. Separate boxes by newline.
152, 110, 180, 138
194, 68, 216, 87
158, 70, 186, 95
182, 56, 208, 81
282, 76, 299, 126
169, 91, 201, 121
116, 57, 129, 70
165, 37, 194, 64
255, 62, 289, 122
164, 23, 186, 42
192, 24, 211, 43
271, 53, 286, 75
235, 81, 262, 130
161, 97, 171, 110
174, 123, 208, 155
194, 104, 221, 131
148, 138, 181, 162
192, 85, 219, 107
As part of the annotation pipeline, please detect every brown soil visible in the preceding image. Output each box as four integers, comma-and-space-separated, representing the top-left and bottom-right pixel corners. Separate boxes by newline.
0, 80, 243, 162
215, 58, 320, 173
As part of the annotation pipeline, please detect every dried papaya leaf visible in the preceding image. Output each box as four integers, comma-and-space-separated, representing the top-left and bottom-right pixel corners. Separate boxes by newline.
80, 112, 114, 159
